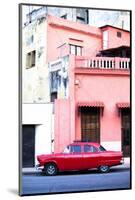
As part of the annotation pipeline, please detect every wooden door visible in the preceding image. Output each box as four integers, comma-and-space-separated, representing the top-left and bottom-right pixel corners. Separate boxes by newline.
121, 109, 130, 157
81, 107, 100, 142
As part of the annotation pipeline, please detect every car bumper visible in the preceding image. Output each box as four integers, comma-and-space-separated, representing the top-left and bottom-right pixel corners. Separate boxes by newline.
120, 158, 124, 165
36, 164, 44, 171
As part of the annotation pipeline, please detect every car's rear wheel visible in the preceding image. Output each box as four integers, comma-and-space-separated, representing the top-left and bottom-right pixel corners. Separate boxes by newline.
98, 165, 110, 173
44, 163, 58, 176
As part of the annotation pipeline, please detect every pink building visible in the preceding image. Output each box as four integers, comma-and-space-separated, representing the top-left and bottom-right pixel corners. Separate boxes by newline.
47, 15, 130, 157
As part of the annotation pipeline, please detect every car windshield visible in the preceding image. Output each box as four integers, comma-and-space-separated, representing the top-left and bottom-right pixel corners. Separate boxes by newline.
63, 146, 70, 153
99, 145, 106, 152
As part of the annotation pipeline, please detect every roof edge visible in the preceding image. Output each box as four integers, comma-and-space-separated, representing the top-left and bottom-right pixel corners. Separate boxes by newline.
99, 24, 130, 32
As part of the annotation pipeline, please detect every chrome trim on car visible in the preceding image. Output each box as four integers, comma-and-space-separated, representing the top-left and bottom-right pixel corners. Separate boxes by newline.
36, 164, 44, 171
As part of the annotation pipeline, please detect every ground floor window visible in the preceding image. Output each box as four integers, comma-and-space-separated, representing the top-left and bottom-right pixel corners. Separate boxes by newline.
121, 109, 130, 157
81, 107, 100, 142
22, 125, 35, 167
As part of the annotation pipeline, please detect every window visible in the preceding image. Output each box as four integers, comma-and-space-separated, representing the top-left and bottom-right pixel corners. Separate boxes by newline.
61, 14, 67, 19
77, 46, 82, 56
85, 9, 89, 24
26, 50, 36, 69
50, 70, 61, 92
70, 44, 82, 56
76, 8, 88, 24
70, 45, 76, 55
76, 16, 85, 23
84, 145, 98, 153
51, 92, 57, 102
103, 31, 108, 50
70, 145, 81, 153
117, 31, 122, 38
26, 35, 34, 46
99, 145, 106, 152
63, 146, 70, 153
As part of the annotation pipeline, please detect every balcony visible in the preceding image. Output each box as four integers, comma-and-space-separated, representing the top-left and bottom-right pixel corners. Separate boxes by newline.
75, 56, 130, 70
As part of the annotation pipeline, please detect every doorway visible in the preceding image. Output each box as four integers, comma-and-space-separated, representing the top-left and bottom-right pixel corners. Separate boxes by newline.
121, 109, 130, 157
22, 125, 35, 167
81, 107, 100, 142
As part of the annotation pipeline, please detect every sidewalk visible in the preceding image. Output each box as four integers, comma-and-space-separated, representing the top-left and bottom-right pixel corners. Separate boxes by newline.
22, 158, 130, 175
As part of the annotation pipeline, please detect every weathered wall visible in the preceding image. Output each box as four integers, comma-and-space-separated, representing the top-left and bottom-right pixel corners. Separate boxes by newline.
23, 18, 50, 103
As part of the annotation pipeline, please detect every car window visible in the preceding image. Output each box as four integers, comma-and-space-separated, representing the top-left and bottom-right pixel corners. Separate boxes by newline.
63, 146, 70, 153
84, 145, 98, 153
99, 145, 106, 152
71, 145, 81, 153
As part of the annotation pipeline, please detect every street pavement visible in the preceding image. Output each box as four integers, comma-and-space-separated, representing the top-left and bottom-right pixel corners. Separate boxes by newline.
21, 164, 131, 195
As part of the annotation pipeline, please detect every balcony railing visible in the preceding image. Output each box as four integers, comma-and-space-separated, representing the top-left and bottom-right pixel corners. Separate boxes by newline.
75, 56, 130, 70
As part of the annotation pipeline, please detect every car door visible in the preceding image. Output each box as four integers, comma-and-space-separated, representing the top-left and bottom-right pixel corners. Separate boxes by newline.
83, 145, 99, 169
63, 145, 83, 171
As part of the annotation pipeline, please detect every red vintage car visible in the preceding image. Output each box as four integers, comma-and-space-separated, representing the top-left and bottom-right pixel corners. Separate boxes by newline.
36, 142, 124, 175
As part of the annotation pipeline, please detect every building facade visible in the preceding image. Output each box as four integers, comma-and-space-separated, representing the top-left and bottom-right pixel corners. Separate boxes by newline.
22, 14, 50, 103
46, 15, 130, 157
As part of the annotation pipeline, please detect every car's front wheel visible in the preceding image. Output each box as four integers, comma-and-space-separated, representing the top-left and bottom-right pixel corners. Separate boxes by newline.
98, 165, 110, 173
44, 163, 58, 176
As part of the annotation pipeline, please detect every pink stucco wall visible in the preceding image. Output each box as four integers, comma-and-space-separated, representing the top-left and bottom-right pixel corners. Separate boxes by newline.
47, 16, 130, 62
74, 69, 130, 142
54, 56, 130, 152
54, 99, 71, 153
47, 15, 102, 62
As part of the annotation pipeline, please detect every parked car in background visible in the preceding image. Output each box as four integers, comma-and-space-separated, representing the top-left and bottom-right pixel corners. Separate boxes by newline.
36, 142, 124, 175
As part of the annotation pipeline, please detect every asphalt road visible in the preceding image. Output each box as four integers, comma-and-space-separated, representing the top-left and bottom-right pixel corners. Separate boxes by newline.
21, 167, 131, 195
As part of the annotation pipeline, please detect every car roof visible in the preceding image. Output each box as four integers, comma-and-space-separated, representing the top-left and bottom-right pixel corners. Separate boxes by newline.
70, 142, 100, 148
